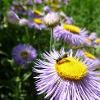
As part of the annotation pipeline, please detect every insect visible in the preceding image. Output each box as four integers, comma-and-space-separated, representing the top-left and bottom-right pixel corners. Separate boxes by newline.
56, 53, 70, 64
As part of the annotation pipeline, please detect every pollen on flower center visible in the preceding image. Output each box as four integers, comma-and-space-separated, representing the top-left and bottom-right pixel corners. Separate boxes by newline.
20, 51, 29, 59
33, 18, 42, 24
63, 24, 80, 34
55, 57, 87, 80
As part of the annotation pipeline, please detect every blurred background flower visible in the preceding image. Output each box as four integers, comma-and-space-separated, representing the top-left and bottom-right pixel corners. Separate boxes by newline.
12, 44, 37, 67
53, 24, 88, 46
43, 12, 60, 27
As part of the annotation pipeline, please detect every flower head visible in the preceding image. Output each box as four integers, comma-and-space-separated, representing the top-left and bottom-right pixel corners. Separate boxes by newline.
44, 0, 69, 10
27, 10, 45, 30
26, 0, 33, 6
45, 0, 61, 10
63, 0, 70, 4
75, 50, 100, 69
60, 12, 74, 24
84, 32, 97, 46
94, 38, 100, 46
7, 11, 20, 24
12, 44, 37, 67
53, 24, 88, 46
43, 6, 51, 13
34, 0, 42, 4
33, 10, 44, 17
43, 12, 60, 27
28, 17, 45, 30
10, 1, 27, 15
33, 48, 100, 100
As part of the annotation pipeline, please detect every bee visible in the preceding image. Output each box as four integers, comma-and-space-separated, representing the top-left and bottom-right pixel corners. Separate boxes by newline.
56, 53, 70, 64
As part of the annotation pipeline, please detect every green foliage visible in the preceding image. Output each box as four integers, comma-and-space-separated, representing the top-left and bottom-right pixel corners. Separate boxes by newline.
63, 0, 100, 35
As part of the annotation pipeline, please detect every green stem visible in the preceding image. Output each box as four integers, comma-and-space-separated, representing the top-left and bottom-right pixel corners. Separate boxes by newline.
25, 27, 30, 43
50, 28, 53, 51
14, 67, 22, 100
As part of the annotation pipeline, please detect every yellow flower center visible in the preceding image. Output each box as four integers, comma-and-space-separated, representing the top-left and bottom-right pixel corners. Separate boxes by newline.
47, 0, 60, 10
84, 52, 95, 59
33, 10, 42, 16
63, 24, 80, 34
33, 18, 42, 24
47, 0, 59, 5
55, 57, 87, 81
51, 4, 60, 10
20, 51, 29, 59
95, 38, 100, 44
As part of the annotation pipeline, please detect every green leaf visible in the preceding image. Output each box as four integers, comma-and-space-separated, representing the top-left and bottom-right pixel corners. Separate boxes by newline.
22, 72, 31, 81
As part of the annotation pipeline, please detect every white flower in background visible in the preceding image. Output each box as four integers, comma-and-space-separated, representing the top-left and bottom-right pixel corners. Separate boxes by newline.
43, 12, 60, 27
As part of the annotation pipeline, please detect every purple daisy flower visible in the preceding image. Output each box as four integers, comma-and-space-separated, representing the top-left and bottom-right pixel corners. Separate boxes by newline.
53, 24, 88, 46
92, 36, 100, 47
88, 32, 97, 40
26, 0, 33, 6
45, 0, 69, 6
27, 10, 45, 30
10, 1, 27, 16
75, 50, 100, 69
30, 9, 44, 18
34, 0, 42, 4
84, 32, 97, 47
12, 44, 37, 67
33, 48, 100, 100
59, 12, 74, 24
43, 6, 51, 13
64, 16, 74, 24
62, 0, 70, 4
43, 12, 60, 27
27, 18, 45, 30
94, 38, 100, 46
7, 10, 20, 24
